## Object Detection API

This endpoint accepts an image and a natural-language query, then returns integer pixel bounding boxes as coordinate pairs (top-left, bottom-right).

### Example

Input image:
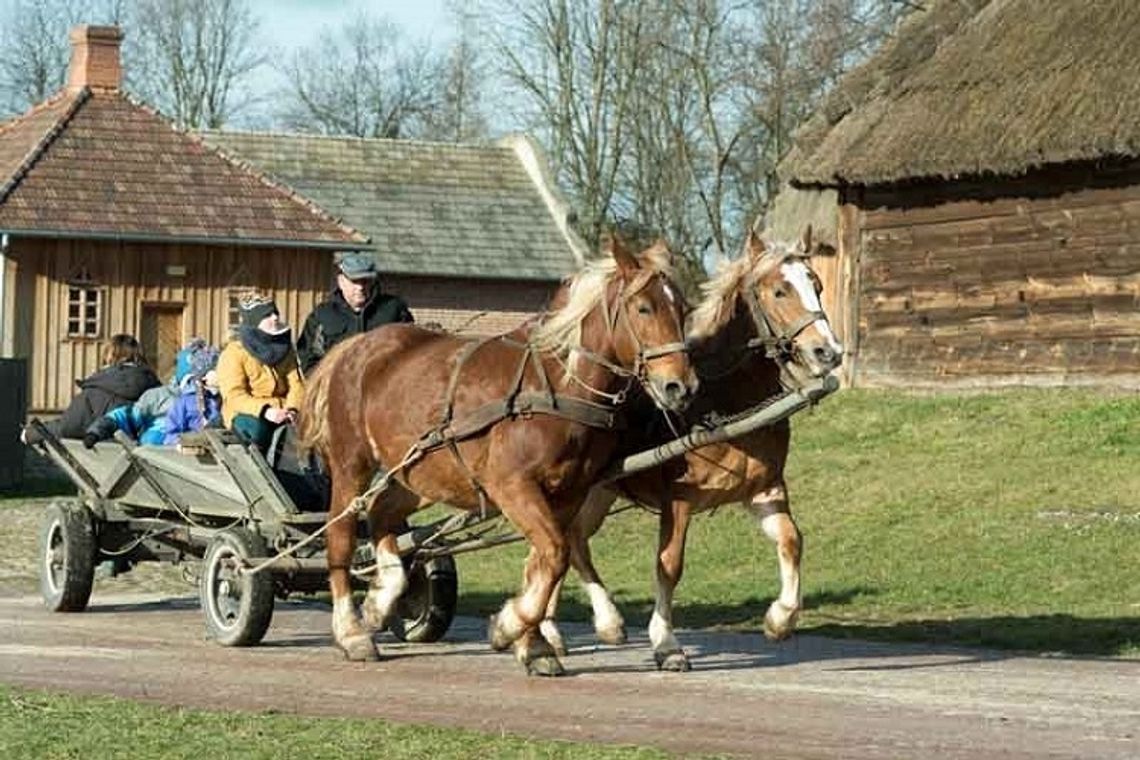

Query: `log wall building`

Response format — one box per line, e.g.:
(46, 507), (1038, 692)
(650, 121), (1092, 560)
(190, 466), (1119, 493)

(774, 0), (1140, 388)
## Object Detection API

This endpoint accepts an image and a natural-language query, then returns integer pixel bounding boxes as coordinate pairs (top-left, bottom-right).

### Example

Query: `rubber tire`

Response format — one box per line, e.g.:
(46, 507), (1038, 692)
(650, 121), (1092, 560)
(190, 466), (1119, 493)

(38, 500), (96, 612)
(389, 555), (458, 644)
(200, 529), (275, 647)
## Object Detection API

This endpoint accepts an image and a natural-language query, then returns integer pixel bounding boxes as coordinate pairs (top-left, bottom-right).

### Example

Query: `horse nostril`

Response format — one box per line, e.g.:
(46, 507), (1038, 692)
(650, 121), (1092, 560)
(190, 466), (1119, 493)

(663, 380), (686, 402)
(813, 346), (837, 366)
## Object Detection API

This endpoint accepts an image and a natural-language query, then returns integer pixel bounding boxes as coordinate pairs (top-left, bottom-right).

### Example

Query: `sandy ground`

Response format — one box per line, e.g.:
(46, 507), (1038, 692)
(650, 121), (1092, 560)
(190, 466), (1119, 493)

(3, 495), (1139, 758)
(0, 589), (1137, 758)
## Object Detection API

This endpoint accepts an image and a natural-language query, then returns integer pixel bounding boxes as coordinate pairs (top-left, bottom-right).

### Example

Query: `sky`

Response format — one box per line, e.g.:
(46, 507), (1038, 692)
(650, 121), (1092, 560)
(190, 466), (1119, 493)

(250, 0), (453, 55)
(240, 0), (457, 127)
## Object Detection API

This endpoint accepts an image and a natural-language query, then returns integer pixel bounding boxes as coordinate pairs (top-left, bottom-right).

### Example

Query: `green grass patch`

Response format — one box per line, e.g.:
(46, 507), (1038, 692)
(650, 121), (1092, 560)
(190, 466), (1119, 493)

(0, 685), (671, 760)
(450, 389), (1140, 656)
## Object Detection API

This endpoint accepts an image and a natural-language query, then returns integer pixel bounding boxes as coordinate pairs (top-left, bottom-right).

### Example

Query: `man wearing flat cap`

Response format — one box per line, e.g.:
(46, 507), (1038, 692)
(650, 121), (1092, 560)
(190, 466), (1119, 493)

(297, 251), (414, 374)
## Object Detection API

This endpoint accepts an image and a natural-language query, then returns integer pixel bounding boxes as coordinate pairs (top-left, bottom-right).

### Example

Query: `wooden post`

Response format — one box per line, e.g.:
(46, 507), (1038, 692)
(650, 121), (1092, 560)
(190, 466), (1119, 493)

(837, 187), (863, 387)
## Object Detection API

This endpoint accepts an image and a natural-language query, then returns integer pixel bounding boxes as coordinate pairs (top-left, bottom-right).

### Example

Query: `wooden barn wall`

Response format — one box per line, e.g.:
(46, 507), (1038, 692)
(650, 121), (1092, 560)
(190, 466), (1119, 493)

(8, 238), (331, 413)
(384, 275), (556, 336)
(852, 160), (1140, 387)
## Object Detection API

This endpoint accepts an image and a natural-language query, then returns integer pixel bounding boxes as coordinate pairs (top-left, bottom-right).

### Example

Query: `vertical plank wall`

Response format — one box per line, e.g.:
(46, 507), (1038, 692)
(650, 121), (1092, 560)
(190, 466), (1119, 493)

(850, 163), (1140, 387)
(10, 238), (331, 413)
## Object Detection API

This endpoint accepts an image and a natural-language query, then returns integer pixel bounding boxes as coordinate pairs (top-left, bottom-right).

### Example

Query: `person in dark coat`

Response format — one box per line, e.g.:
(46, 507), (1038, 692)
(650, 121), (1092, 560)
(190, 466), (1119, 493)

(23, 334), (160, 444)
(296, 251), (414, 374)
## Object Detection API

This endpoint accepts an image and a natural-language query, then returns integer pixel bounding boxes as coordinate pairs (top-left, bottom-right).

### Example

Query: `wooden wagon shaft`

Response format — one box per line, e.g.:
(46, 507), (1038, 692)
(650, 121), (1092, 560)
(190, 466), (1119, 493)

(599, 374), (840, 484)
(390, 375), (840, 561)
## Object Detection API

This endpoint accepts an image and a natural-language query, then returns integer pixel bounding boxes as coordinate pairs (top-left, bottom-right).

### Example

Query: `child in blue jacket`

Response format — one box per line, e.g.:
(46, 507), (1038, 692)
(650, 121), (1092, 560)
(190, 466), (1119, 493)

(163, 348), (223, 445)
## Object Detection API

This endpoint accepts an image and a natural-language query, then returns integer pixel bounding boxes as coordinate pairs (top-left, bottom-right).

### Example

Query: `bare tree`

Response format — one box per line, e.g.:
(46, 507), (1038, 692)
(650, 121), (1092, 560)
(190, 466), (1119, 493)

(422, 9), (490, 143)
(489, 0), (908, 275)
(491, 0), (651, 248)
(128, 0), (265, 129)
(735, 0), (907, 221)
(278, 14), (441, 139)
(0, 0), (125, 115)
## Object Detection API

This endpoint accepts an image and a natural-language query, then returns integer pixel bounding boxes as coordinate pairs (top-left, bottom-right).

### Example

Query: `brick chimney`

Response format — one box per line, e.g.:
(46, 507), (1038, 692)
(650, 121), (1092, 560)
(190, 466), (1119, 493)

(67, 25), (123, 92)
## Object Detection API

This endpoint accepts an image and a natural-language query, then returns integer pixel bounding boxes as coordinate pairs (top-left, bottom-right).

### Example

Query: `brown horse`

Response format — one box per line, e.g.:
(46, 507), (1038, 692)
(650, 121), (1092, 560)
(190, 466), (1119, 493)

(299, 238), (697, 675)
(542, 227), (843, 671)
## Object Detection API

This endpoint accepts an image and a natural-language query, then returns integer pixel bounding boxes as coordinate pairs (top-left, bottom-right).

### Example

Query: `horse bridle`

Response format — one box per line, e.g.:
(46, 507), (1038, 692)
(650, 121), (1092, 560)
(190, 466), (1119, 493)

(568, 270), (689, 402)
(741, 260), (826, 367)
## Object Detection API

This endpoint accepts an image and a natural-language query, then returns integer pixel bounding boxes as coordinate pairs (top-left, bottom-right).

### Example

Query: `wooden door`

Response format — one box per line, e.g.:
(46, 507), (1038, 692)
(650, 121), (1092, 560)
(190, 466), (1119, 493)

(140, 304), (184, 384)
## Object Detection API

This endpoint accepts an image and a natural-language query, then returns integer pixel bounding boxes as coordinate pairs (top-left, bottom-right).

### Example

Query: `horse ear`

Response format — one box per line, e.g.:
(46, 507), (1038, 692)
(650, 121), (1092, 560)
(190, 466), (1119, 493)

(746, 228), (766, 261)
(642, 237), (673, 268)
(605, 232), (640, 276)
(799, 224), (813, 256)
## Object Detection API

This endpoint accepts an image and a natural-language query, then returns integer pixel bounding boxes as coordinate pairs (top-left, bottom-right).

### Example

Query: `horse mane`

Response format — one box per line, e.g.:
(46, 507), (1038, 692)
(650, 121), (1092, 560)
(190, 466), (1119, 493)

(296, 331), (370, 456)
(687, 235), (801, 339)
(531, 245), (674, 357)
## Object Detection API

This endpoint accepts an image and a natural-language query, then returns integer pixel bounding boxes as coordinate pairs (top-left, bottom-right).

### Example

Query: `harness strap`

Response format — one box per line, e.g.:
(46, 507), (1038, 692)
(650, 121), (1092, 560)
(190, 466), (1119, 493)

(421, 334), (625, 514)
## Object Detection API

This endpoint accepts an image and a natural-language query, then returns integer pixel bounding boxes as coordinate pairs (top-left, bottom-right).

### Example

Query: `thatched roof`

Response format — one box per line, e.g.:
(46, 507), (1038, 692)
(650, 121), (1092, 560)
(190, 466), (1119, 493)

(781, 0), (1140, 187)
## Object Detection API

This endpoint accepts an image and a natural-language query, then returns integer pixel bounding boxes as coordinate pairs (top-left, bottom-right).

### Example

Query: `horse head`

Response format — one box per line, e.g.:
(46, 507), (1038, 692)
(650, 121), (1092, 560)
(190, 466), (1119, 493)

(534, 234), (697, 413)
(605, 235), (697, 411)
(741, 225), (844, 383)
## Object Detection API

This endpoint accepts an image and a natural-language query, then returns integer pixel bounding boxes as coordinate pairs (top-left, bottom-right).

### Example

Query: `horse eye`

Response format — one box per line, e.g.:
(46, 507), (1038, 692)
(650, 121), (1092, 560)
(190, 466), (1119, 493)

(637, 303), (652, 315)
(774, 289), (786, 299)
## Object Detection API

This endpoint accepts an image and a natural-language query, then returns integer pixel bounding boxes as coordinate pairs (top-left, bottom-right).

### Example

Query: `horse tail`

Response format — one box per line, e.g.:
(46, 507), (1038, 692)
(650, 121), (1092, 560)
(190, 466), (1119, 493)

(297, 335), (364, 457)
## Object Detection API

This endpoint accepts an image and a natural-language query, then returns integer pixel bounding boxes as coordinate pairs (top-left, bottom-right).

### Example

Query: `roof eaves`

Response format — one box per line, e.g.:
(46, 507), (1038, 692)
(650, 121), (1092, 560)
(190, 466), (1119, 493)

(499, 133), (588, 268)
(0, 226), (375, 250)
(120, 92), (370, 246)
(0, 87), (90, 205)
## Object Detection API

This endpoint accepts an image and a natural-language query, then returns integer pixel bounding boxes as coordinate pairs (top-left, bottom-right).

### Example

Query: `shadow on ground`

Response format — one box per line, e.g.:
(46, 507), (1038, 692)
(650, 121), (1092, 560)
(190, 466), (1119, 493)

(458, 587), (1139, 658)
(805, 614), (1140, 658)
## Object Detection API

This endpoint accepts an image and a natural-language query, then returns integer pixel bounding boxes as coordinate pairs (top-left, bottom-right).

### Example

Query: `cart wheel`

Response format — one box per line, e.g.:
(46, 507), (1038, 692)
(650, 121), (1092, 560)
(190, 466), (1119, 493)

(200, 529), (274, 647)
(39, 500), (96, 612)
(389, 555), (458, 643)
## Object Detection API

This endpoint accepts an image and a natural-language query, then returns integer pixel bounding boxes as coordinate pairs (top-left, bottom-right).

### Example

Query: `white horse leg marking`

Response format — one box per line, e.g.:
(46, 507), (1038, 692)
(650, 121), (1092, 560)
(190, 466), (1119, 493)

(648, 575), (681, 655)
(746, 485), (802, 639)
(540, 577), (566, 656)
(361, 544), (408, 631)
(490, 599), (526, 650)
(332, 594), (359, 642)
(585, 581), (626, 644)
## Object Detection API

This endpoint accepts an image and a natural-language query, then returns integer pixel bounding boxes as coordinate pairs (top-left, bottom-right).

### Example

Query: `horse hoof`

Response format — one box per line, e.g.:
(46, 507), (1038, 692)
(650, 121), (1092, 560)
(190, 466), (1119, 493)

(338, 635), (379, 662)
(487, 615), (512, 651)
(763, 602), (799, 641)
(654, 649), (691, 672)
(525, 655), (566, 677)
(596, 624), (627, 646)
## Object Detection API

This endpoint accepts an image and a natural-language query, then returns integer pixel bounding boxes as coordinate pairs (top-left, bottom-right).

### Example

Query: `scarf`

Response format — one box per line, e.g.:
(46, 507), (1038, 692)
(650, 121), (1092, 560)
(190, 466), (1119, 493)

(238, 326), (293, 367)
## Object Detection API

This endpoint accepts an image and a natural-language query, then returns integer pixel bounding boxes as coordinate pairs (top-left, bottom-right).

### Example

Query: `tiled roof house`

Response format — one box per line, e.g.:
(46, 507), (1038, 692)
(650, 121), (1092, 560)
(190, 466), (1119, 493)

(200, 131), (586, 335)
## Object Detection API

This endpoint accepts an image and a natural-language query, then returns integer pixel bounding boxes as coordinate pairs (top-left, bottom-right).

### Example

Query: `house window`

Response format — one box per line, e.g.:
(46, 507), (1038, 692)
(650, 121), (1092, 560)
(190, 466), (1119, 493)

(67, 285), (102, 338)
(227, 290), (244, 332)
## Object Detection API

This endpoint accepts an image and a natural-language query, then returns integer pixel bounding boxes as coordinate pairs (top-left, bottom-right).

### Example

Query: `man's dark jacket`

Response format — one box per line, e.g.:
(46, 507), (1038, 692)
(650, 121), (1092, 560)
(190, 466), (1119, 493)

(26, 361), (160, 443)
(297, 289), (414, 374)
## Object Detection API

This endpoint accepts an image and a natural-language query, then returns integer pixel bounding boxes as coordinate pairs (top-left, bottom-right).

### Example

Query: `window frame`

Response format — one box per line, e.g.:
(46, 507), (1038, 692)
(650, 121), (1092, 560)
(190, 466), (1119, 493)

(65, 281), (104, 340)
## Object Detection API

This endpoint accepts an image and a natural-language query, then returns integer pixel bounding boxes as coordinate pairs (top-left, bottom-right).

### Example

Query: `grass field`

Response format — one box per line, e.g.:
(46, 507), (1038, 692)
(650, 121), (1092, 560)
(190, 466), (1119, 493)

(448, 388), (1140, 656)
(0, 686), (670, 760)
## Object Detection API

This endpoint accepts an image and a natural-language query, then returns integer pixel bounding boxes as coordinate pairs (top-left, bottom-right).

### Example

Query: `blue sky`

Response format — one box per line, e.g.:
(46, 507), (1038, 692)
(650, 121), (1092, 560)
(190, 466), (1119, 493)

(243, 0), (455, 123)
(249, 0), (453, 53)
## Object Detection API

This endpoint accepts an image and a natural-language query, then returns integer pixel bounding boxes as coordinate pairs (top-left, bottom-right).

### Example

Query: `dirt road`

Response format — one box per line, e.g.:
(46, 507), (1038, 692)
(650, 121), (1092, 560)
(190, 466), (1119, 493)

(1, 593), (1137, 758)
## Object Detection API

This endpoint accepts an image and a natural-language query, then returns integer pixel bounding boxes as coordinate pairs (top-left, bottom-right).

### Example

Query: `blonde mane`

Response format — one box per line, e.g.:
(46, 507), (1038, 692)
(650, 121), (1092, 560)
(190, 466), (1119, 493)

(531, 244), (675, 357)
(688, 240), (794, 339)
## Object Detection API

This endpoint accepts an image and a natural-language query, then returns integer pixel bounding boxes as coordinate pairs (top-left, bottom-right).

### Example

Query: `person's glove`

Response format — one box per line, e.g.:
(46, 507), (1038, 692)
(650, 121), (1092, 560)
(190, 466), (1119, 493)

(83, 417), (118, 449)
